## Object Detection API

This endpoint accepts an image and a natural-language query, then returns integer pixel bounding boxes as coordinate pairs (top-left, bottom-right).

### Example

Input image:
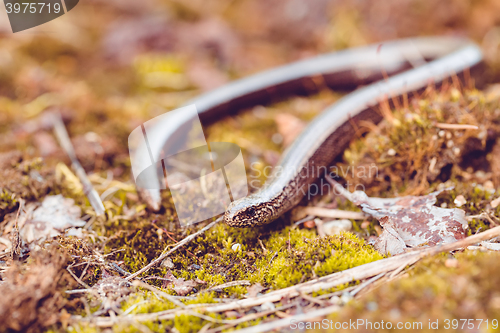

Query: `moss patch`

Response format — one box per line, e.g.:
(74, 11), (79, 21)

(320, 250), (500, 332)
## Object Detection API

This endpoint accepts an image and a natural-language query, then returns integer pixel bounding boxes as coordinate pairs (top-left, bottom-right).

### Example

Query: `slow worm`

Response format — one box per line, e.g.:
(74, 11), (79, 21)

(136, 37), (482, 227)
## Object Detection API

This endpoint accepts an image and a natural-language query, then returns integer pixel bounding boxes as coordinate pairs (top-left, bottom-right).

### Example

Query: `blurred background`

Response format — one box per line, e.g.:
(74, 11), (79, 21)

(1, 3), (500, 329)
(1, 0), (500, 182)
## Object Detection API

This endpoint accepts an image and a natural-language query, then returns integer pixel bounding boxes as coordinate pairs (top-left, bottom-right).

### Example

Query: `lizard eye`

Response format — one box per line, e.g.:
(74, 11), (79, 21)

(246, 207), (256, 216)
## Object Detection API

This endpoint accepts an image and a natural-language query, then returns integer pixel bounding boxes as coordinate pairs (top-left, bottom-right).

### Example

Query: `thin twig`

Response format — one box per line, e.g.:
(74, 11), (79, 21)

(10, 199), (23, 260)
(435, 123), (478, 130)
(388, 257), (418, 279)
(67, 265), (91, 289)
(314, 285), (358, 300)
(350, 272), (385, 297)
(52, 112), (105, 216)
(230, 305), (341, 333)
(126, 217), (221, 280)
(294, 215), (315, 226)
(257, 239), (268, 255)
(203, 303), (298, 333)
(65, 289), (91, 294)
(467, 212), (499, 226)
(122, 300), (149, 316)
(300, 292), (328, 306)
(207, 280), (251, 292)
(132, 280), (186, 308)
(108, 262), (131, 277)
(268, 250), (279, 265)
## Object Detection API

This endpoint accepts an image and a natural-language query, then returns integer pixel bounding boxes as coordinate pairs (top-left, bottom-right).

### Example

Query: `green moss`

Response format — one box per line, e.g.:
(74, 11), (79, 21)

(121, 293), (176, 314)
(256, 228), (383, 289)
(320, 251), (500, 332)
(0, 188), (17, 213)
(111, 292), (222, 333)
(339, 88), (500, 197)
(67, 325), (101, 333)
(74, 87), (500, 333)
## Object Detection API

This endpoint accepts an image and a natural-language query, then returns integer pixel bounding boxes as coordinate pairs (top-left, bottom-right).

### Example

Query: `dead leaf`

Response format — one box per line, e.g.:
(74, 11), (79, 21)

(330, 179), (468, 255)
(17, 195), (85, 244)
(162, 270), (204, 296)
(247, 283), (265, 297)
(89, 270), (133, 315)
(92, 275), (132, 302)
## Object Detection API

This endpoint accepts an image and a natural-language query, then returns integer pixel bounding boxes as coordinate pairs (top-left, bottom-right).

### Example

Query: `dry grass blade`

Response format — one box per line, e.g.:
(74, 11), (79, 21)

(10, 199), (23, 260)
(350, 272), (386, 297)
(206, 280), (251, 291)
(230, 305), (341, 333)
(132, 280), (186, 308)
(435, 123), (479, 130)
(52, 112), (105, 216)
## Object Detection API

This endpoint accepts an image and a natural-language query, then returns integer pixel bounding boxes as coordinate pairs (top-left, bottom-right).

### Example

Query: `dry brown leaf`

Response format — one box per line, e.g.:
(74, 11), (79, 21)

(90, 270), (133, 313)
(247, 283), (265, 297)
(18, 195), (85, 243)
(162, 270), (205, 296)
(332, 180), (468, 255)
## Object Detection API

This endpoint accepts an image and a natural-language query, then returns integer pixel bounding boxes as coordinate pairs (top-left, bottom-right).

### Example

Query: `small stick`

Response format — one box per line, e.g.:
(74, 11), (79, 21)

(435, 123), (478, 130)
(52, 113), (105, 216)
(269, 250), (279, 265)
(207, 280), (251, 292)
(126, 217), (221, 280)
(294, 215), (315, 226)
(132, 280), (186, 308)
(202, 303), (298, 333)
(65, 289), (91, 294)
(258, 239), (268, 255)
(388, 257), (416, 279)
(67, 265), (91, 289)
(300, 292), (328, 306)
(350, 272), (385, 297)
(10, 199), (23, 260)
(230, 305), (341, 333)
